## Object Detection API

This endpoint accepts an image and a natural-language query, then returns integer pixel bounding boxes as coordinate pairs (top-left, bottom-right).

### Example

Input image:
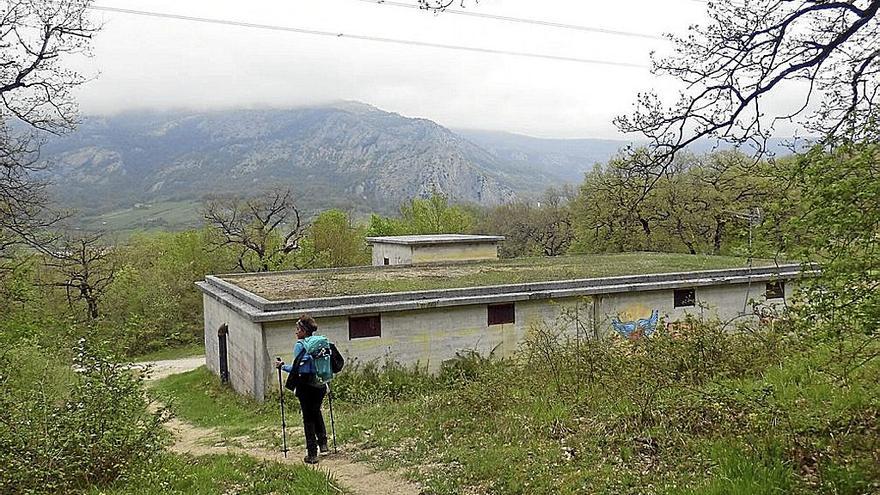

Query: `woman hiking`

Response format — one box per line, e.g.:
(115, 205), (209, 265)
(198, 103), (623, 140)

(275, 315), (329, 464)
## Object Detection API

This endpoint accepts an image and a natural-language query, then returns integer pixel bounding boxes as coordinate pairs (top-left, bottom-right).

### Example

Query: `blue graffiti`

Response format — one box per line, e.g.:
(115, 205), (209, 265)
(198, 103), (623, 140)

(611, 309), (659, 339)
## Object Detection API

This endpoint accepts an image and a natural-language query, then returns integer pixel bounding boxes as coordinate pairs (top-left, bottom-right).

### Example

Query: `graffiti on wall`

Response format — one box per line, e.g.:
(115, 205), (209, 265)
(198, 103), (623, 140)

(611, 309), (659, 339)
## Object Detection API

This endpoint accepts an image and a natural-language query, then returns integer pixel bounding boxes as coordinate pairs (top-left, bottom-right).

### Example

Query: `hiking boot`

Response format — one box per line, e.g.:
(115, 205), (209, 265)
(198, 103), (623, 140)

(319, 443), (330, 455)
(303, 454), (319, 464)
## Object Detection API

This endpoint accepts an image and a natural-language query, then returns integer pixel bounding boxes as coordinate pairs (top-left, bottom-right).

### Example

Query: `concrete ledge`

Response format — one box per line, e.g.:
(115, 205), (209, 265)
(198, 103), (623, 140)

(365, 234), (505, 245)
(198, 265), (812, 323)
(202, 264), (808, 312)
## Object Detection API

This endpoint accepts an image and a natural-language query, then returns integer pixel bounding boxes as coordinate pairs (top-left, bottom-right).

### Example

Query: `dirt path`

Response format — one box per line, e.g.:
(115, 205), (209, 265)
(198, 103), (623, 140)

(135, 356), (206, 380)
(144, 357), (422, 495)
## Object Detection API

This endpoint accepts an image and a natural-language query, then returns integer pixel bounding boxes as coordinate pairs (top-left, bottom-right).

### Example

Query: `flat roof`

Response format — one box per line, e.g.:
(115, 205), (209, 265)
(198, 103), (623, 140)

(365, 234), (505, 245)
(209, 252), (782, 301)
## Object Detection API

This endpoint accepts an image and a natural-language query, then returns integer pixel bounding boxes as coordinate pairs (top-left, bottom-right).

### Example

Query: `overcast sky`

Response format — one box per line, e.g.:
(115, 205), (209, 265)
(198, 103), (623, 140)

(73, 0), (718, 138)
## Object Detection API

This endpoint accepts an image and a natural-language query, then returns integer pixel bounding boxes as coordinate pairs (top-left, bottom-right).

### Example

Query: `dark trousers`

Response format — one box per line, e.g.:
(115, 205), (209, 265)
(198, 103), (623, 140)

(296, 384), (327, 456)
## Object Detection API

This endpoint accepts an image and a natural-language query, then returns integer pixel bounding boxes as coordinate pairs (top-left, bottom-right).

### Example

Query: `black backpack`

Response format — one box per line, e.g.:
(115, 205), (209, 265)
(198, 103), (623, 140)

(329, 342), (345, 374)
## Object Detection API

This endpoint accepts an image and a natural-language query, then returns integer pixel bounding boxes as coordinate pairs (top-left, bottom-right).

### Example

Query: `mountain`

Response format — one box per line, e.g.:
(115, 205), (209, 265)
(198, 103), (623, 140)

(42, 103), (574, 217)
(455, 129), (631, 183)
(40, 103), (803, 232)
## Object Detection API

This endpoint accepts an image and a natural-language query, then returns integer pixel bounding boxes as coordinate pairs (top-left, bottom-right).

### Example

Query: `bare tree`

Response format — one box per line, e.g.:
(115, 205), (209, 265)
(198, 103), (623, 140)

(615, 0), (880, 189)
(418, 0), (474, 11)
(43, 232), (116, 320)
(0, 0), (98, 261)
(203, 188), (306, 272)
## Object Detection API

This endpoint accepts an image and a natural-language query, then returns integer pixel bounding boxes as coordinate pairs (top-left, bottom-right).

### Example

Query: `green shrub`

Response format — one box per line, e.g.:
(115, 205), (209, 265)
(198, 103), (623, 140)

(331, 359), (444, 404)
(0, 338), (169, 493)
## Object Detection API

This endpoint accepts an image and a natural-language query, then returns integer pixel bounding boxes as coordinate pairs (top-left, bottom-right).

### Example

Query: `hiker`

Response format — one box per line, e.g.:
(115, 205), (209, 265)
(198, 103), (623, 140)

(275, 315), (329, 464)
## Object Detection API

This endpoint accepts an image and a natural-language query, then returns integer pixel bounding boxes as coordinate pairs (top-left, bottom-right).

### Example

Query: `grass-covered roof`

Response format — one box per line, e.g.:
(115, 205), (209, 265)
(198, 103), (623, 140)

(218, 252), (771, 301)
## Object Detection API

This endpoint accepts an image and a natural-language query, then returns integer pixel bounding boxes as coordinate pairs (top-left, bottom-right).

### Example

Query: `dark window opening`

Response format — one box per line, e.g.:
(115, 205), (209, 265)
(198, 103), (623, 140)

(766, 281), (785, 299)
(349, 315), (381, 339)
(383, 257), (390, 266)
(217, 323), (229, 384)
(488, 303), (515, 326)
(674, 288), (696, 308)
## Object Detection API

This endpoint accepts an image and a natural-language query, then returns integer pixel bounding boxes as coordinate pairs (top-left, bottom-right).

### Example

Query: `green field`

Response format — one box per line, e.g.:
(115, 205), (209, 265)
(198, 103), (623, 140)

(74, 199), (202, 237)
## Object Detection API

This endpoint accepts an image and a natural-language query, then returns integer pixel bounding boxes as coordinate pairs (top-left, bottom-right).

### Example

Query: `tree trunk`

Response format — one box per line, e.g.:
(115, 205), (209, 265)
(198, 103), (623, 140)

(712, 219), (725, 255)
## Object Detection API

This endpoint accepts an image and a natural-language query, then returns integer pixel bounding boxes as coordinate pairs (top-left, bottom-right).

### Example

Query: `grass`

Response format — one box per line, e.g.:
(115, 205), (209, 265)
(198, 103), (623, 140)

(155, 328), (880, 495)
(89, 453), (344, 494)
(133, 342), (205, 362)
(224, 252), (771, 300)
(75, 199), (202, 239)
(152, 367), (280, 440)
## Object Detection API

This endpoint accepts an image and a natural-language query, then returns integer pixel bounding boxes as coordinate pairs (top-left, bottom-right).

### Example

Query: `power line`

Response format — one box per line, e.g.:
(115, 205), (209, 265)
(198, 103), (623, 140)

(347, 0), (667, 41)
(86, 4), (649, 68)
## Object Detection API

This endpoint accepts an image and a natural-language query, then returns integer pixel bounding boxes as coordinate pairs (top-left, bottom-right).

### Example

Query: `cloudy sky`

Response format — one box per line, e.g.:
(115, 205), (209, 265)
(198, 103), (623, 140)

(73, 0), (715, 138)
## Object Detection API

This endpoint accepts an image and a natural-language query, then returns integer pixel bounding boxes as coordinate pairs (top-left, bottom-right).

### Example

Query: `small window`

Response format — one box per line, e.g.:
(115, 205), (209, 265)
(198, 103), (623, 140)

(674, 288), (696, 308)
(349, 315), (381, 339)
(488, 303), (515, 325)
(383, 257), (390, 266)
(766, 281), (785, 299)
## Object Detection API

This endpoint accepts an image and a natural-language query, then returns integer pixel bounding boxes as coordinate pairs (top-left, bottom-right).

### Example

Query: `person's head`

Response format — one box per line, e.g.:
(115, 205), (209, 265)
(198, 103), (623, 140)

(295, 315), (318, 339)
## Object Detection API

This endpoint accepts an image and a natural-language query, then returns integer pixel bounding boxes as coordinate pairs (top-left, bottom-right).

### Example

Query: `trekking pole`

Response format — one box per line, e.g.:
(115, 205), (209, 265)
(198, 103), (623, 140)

(327, 383), (337, 452)
(276, 358), (288, 458)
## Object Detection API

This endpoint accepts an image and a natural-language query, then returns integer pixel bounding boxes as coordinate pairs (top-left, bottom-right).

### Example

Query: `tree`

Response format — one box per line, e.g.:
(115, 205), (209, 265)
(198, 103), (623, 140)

(572, 150), (772, 255)
(42, 232), (115, 320)
(615, 0), (880, 191)
(418, 1), (471, 10)
(0, 1), (97, 262)
(203, 188), (306, 272)
(369, 192), (475, 236)
(572, 151), (664, 253)
(779, 143), (880, 380)
(309, 209), (370, 268)
(480, 187), (575, 257)
(402, 192), (475, 234)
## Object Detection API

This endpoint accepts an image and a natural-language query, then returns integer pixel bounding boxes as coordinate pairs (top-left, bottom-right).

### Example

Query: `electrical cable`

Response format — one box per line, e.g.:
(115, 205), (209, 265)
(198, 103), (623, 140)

(347, 0), (667, 40)
(84, 4), (649, 68)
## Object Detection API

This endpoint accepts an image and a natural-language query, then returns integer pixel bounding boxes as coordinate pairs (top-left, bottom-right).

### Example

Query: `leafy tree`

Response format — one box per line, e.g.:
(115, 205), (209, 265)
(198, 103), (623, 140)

(309, 209), (370, 268)
(366, 213), (406, 237)
(572, 151), (663, 253)
(368, 192), (475, 236)
(102, 229), (237, 354)
(572, 150), (773, 255)
(401, 192), (475, 234)
(781, 143), (880, 381)
(479, 187), (574, 257)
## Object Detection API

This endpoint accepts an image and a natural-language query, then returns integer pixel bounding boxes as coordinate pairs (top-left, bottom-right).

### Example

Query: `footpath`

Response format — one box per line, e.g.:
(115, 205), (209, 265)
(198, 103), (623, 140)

(142, 357), (421, 495)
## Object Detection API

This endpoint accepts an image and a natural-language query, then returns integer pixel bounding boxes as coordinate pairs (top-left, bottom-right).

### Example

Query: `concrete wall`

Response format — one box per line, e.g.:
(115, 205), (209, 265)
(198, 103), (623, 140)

(411, 242), (499, 263)
(203, 294), (268, 401)
(370, 243), (412, 266)
(594, 279), (793, 331)
(263, 297), (583, 384)
(214, 278), (796, 400)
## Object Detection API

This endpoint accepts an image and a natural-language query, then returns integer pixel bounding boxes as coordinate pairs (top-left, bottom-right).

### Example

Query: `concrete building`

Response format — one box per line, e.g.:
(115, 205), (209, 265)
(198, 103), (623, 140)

(365, 234), (505, 266)
(197, 257), (807, 401)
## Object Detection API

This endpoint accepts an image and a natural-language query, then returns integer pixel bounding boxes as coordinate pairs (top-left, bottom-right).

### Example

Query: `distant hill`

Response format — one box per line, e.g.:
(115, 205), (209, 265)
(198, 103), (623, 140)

(456, 129), (631, 183)
(39, 103), (804, 231)
(42, 104), (573, 217)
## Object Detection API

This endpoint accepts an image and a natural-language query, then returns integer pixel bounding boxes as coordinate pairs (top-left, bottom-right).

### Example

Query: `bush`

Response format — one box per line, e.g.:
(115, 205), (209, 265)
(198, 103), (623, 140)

(0, 338), (169, 493)
(331, 359), (445, 404)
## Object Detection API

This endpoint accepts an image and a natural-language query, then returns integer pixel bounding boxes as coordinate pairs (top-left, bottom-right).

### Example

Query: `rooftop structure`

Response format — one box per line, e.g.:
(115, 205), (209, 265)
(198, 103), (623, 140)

(365, 234), (505, 266)
(214, 252), (770, 301)
(197, 253), (808, 401)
